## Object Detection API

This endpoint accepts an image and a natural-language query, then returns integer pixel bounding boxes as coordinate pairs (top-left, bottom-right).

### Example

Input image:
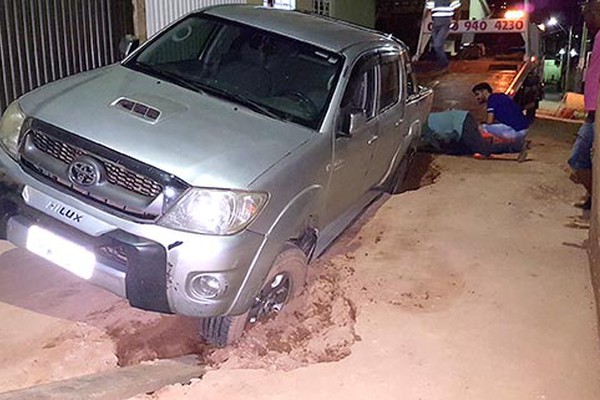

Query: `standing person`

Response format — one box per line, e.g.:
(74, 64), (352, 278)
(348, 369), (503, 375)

(426, 0), (461, 70)
(568, 1), (600, 210)
(472, 82), (530, 155)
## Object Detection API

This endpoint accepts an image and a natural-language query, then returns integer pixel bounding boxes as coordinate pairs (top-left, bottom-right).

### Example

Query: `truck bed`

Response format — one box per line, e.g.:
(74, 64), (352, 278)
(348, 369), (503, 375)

(417, 59), (523, 121)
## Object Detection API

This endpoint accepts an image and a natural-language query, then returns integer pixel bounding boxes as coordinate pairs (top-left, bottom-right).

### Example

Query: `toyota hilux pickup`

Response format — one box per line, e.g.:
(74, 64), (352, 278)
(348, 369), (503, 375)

(0, 5), (432, 345)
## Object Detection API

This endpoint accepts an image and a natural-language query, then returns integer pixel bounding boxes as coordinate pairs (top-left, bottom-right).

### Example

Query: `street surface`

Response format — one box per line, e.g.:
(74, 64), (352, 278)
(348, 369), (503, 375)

(0, 119), (599, 399)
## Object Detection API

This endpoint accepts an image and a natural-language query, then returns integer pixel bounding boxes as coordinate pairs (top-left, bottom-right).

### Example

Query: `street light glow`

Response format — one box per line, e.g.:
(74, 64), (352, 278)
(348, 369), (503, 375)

(547, 17), (558, 27)
(570, 49), (578, 58)
(537, 23), (546, 31)
(504, 9), (525, 20)
(558, 48), (566, 55)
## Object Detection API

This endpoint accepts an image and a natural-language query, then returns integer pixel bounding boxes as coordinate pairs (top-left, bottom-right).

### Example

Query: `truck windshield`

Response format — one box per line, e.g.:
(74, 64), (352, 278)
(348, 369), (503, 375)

(124, 14), (344, 130)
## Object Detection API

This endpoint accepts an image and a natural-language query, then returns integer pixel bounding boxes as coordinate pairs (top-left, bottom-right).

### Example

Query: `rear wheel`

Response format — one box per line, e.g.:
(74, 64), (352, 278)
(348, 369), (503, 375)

(198, 243), (308, 346)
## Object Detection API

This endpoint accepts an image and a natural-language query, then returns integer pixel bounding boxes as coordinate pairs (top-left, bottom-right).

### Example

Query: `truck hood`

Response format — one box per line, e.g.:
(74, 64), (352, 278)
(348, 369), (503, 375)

(18, 65), (315, 188)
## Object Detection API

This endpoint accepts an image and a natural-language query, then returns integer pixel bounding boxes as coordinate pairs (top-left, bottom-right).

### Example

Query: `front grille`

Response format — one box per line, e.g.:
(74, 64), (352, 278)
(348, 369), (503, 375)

(30, 130), (162, 198)
(31, 131), (83, 164)
(19, 118), (189, 222)
(104, 163), (162, 198)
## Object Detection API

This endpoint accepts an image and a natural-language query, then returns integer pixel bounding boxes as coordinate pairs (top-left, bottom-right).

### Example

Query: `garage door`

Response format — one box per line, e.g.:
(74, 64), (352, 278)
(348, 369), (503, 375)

(0, 0), (134, 113)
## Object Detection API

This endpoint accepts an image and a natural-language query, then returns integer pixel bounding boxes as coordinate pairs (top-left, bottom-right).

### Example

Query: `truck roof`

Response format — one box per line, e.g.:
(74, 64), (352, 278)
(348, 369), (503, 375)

(204, 5), (396, 53)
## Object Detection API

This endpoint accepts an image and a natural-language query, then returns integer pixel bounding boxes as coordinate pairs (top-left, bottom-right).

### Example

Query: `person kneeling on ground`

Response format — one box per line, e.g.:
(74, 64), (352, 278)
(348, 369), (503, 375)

(421, 110), (488, 155)
(421, 110), (528, 160)
(472, 82), (530, 156)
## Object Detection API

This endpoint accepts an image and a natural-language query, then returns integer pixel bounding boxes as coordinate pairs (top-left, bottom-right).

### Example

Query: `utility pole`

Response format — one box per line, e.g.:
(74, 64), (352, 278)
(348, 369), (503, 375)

(524, 0), (530, 58)
(579, 23), (589, 70)
(564, 25), (574, 92)
(575, 22), (589, 92)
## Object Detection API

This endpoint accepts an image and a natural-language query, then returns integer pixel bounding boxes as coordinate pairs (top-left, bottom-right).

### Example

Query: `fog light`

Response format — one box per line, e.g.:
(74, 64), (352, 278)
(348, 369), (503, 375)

(189, 274), (224, 300)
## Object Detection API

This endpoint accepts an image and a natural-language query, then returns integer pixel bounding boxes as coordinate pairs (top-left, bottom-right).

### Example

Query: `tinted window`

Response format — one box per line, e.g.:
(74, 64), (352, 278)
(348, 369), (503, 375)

(340, 55), (377, 118)
(403, 54), (418, 97)
(379, 55), (400, 111)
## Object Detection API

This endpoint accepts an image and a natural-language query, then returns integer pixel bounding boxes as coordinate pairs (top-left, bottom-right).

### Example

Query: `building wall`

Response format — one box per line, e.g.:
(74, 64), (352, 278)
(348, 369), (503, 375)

(331, 0), (375, 28)
(135, 0), (376, 39)
(144, 0), (248, 38)
(295, 0), (376, 28)
(133, 0), (148, 41)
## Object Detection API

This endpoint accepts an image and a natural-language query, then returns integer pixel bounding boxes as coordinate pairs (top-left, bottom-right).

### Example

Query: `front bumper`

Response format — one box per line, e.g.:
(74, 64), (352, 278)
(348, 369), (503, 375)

(0, 153), (266, 318)
(4, 207), (171, 312)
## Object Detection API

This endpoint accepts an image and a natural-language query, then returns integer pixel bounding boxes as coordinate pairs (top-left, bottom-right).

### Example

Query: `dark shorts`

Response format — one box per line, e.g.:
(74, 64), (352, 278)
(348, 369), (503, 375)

(568, 122), (594, 170)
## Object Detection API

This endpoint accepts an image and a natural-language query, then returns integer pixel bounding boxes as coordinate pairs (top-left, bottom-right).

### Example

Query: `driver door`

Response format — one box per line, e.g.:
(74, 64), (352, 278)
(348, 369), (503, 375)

(324, 52), (379, 224)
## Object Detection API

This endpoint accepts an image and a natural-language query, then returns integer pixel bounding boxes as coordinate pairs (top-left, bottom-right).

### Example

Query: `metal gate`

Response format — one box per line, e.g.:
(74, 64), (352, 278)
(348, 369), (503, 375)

(145, 0), (246, 38)
(0, 0), (134, 113)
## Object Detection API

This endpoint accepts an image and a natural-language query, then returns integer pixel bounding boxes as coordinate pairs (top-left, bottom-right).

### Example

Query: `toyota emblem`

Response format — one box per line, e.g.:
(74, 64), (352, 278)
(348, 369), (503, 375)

(68, 157), (102, 187)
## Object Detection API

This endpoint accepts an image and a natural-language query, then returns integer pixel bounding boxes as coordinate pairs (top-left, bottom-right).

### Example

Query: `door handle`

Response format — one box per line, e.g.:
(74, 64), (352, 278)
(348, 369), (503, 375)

(367, 135), (379, 145)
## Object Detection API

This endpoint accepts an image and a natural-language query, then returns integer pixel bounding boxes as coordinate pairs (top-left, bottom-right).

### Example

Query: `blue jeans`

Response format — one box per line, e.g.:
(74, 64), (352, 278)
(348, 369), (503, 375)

(482, 123), (528, 154)
(482, 123), (528, 140)
(431, 21), (450, 68)
(568, 122), (594, 170)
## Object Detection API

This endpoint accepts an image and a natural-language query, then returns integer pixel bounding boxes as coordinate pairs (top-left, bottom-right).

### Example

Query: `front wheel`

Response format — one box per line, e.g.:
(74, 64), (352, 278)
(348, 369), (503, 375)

(198, 243), (308, 346)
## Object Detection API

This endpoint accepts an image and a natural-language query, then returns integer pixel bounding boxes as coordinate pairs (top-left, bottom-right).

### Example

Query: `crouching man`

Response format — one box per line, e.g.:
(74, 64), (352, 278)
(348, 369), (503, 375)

(472, 82), (530, 156)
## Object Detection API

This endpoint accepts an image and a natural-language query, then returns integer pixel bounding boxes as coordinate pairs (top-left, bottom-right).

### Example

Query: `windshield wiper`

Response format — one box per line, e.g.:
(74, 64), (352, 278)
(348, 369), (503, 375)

(200, 85), (284, 121)
(132, 62), (204, 94)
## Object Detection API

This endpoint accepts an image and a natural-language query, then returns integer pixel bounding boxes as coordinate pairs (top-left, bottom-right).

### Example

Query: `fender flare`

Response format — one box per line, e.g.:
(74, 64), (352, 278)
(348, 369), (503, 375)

(227, 184), (323, 315)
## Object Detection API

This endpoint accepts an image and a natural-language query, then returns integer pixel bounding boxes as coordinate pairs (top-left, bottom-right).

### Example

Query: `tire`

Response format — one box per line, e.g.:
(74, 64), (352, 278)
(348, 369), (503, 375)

(198, 312), (249, 347)
(198, 243), (308, 346)
(387, 146), (416, 195)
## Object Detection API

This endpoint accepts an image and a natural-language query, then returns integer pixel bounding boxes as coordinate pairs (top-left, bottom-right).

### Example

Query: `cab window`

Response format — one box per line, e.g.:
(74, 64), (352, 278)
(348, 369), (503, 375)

(338, 54), (378, 133)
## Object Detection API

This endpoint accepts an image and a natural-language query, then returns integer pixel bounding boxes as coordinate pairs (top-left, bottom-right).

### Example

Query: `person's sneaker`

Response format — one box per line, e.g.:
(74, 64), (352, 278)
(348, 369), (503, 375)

(574, 197), (592, 210)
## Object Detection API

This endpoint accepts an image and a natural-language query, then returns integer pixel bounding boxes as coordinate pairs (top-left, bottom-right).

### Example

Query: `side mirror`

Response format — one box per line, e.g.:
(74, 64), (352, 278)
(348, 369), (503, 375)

(119, 34), (140, 59)
(348, 111), (367, 134)
(337, 108), (366, 138)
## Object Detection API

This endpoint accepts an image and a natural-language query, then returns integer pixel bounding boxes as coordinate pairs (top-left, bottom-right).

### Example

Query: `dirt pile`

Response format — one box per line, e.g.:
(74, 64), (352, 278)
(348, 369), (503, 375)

(209, 257), (360, 371)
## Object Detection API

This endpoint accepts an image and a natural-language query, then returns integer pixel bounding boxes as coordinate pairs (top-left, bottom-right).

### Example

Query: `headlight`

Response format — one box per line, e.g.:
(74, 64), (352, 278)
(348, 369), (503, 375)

(159, 188), (268, 235)
(0, 101), (26, 159)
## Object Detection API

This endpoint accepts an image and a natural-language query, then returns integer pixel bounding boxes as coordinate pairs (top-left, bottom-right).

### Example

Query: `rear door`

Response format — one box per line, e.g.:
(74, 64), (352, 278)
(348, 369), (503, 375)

(403, 55), (431, 146)
(368, 50), (406, 185)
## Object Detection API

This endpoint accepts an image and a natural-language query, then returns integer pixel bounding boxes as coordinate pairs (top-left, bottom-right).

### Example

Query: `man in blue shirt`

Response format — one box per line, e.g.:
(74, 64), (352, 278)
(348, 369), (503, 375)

(472, 82), (529, 154)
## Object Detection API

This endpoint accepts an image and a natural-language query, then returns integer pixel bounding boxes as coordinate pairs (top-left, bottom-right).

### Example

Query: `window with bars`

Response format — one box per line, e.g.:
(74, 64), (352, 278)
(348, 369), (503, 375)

(312, 0), (330, 16)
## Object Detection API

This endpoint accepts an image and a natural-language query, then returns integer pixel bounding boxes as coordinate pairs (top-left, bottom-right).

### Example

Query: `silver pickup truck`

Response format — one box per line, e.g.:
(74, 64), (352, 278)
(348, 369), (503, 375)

(0, 5), (432, 345)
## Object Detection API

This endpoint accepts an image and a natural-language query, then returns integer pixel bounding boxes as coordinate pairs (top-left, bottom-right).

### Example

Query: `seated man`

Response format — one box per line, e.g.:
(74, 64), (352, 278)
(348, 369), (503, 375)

(472, 82), (530, 155)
